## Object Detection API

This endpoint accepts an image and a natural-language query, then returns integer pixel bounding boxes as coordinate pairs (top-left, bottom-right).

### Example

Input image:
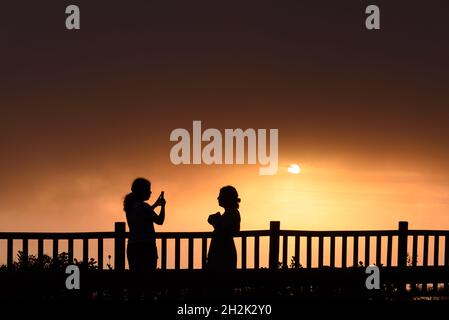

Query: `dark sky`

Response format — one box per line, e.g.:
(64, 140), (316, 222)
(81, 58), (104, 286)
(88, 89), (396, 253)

(0, 0), (449, 231)
(2, 0), (448, 169)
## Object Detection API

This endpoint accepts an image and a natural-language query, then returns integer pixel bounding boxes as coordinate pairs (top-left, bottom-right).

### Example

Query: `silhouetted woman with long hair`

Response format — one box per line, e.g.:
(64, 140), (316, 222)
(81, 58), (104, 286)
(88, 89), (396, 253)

(207, 186), (241, 272)
(123, 178), (166, 272)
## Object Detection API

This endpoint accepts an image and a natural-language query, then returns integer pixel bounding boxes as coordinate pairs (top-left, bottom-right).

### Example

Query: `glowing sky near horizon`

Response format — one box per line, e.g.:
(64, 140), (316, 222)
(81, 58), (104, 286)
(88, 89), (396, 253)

(1, 0), (448, 238)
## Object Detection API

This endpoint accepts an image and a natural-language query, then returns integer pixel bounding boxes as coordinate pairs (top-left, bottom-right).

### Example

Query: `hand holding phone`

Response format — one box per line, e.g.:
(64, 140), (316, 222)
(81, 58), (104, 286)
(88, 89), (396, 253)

(159, 191), (166, 207)
(153, 191), (166, 208)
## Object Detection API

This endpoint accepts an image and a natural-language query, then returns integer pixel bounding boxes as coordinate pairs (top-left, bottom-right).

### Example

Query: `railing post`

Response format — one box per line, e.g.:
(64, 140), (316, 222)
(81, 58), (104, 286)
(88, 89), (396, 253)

(98, 238), (104, 270)
(269, 221), (280, 270)
(398, 221), (408, 268)
(175, 238), (181, 270)
(22, 239), (29, 269)
(83, 238), (89, 269)
(114, 222), (126, 271)
(38, 239), (44, 267)
(397, 221), (408, 293)
(7, 239), (13, 271)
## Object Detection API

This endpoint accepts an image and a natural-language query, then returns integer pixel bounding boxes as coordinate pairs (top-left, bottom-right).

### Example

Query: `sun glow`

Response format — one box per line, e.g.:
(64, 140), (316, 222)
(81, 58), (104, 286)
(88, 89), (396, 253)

(287, 164), (301, 174)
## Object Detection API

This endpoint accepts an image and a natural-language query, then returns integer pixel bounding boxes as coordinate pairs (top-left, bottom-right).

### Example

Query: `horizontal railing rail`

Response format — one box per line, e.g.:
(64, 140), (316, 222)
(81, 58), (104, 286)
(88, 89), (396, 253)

(1, 221), (448, 280)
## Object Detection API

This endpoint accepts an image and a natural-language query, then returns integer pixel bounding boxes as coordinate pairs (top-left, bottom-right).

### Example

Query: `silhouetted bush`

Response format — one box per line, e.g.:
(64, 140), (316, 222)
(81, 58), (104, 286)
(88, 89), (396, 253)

(0, 251), (98, 271)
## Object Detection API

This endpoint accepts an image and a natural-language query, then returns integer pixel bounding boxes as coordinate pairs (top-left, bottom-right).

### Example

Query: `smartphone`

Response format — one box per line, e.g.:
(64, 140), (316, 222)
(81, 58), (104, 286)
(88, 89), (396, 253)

(161, 191), (165, 199)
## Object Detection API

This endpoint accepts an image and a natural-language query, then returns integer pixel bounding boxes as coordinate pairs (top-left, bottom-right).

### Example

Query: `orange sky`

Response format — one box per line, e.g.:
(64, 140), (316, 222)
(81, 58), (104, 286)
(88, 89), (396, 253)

(1, 2), (449, 268)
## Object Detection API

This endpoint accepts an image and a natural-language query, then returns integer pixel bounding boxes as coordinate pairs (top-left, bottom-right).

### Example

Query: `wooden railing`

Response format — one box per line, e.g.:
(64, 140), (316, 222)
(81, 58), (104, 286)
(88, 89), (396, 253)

(1, 221), (449, 273)
(0, 231), (115, 271)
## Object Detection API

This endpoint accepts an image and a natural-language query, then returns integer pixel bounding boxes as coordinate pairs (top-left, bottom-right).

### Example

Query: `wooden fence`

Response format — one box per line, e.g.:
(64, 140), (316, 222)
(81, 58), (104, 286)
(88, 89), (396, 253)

(1, 221), (449, 272)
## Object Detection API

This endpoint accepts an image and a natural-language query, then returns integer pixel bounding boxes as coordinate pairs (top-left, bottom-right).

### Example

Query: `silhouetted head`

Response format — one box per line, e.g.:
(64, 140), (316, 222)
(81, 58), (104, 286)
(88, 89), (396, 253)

(131, 178), (152, 201)
(124, 178), (152, 213)
(218, 186), (240, 210)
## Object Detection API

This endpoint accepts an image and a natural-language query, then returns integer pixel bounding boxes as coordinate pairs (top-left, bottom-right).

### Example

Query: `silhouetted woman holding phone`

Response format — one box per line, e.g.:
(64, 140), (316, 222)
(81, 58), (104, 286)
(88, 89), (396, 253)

(123, 178), (166, 272)
(207, 186), (241, 272)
